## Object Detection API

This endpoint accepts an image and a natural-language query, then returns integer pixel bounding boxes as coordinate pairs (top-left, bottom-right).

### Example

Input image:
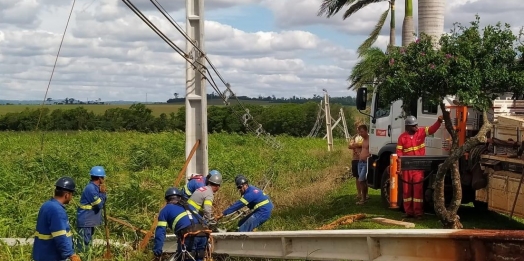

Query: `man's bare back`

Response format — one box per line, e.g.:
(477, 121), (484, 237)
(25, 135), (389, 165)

(360, 136), (370, 161)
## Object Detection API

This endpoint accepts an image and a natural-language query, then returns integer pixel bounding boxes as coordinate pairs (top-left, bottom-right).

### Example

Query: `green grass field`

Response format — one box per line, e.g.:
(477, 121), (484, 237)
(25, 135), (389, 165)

(1, 131), (520, 261)
(0, 100), (288, 117)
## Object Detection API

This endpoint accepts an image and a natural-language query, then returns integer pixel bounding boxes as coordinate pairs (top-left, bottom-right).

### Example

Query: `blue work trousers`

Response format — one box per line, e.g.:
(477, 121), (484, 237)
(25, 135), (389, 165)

(237, 212), (269, 232)
(76, 227), (94, 252)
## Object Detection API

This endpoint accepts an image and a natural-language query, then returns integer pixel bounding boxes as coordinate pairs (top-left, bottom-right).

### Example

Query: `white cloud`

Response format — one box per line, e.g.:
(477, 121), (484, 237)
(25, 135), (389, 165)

(0, 0), (42, 29)
(3, 0), (521, 102)
(0, 0), (355, 102)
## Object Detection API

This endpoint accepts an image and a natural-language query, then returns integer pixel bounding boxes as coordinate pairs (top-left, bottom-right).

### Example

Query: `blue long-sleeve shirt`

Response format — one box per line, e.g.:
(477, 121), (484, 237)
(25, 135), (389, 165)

(77, 181), (106, 227)
(32, 198), (75, 261)
(153, 203), (203, 254)
(222, 185), (274, 219)
(182, 175), (206, 199)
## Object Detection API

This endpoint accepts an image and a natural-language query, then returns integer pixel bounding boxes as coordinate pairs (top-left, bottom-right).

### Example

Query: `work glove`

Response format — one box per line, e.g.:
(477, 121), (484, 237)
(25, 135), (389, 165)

(99, 183), (107, 194)
(153, 249), (163, 257)
(69, 254), (81, 261)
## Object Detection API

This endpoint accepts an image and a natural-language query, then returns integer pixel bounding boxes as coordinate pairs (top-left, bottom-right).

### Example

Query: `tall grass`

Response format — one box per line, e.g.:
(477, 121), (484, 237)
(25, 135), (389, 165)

(0, 131), (350, 260)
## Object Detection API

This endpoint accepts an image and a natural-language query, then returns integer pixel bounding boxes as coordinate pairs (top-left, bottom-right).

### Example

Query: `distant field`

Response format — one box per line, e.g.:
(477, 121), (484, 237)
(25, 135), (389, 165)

(0, 100), (287, 116)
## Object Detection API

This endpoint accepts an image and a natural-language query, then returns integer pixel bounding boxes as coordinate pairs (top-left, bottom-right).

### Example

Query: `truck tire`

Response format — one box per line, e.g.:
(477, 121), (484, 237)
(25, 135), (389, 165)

(380, 167), (404, 212)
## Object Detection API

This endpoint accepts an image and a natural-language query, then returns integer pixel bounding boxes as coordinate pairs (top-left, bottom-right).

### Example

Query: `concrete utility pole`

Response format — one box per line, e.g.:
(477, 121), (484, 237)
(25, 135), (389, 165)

(185, 0), (208, 179)
(323, 89), (333, 151)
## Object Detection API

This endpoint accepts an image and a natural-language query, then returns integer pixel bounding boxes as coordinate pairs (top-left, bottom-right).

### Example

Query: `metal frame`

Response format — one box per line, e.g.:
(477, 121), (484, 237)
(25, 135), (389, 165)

(185, 0), (208, 179)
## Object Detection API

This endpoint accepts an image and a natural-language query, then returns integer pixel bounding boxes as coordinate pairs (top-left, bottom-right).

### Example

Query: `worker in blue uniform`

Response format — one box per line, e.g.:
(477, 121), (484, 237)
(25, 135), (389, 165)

(182, 169), (220, 199)
(76, 166), (107, 252)
(32, 177), (81, 261)
(218, 175), (274, 232)
(153, 187), (212, 261)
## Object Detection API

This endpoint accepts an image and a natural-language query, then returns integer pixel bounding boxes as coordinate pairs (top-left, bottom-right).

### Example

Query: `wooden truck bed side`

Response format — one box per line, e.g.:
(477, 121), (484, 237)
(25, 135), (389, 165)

(478, 154), (524, 219)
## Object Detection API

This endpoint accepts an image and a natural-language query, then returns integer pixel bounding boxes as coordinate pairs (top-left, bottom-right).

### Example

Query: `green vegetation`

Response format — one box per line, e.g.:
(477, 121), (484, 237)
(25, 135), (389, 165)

(0, 103), (356, 138)
(1, 131), (523, 261)
(0, 104), (183, 117)
(0, 131), (349, 260)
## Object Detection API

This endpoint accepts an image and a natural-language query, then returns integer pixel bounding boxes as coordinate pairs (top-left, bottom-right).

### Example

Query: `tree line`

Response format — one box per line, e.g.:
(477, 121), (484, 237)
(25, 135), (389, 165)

(167, 93), (357, 106)
(0, 103), (356, 137)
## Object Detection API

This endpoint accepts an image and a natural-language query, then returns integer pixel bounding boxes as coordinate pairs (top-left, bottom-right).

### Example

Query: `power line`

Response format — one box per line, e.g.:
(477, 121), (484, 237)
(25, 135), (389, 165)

(36, 0), (77, 132)
(148, 0), (282, 190)
(150, 0), (229, 86)
(121, 0), (202, 69)
(122, 0), (282, 150)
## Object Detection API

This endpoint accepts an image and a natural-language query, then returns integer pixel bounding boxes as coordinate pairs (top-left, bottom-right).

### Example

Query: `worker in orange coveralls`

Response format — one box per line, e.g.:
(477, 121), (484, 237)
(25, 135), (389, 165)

(396, 115), (443, 219)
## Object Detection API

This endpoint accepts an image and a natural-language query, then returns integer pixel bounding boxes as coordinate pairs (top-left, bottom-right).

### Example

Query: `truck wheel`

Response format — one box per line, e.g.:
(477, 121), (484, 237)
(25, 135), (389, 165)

(381, 167), (404, 212)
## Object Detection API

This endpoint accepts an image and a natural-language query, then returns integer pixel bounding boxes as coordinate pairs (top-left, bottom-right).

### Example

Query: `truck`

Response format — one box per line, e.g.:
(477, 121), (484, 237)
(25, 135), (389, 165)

(354, 87), (524, 218)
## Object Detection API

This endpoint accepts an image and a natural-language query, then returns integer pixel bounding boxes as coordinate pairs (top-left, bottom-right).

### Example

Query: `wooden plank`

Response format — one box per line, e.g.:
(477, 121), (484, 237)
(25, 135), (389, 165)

(496, 115), (524, 128)
(371, 218), (415, 228)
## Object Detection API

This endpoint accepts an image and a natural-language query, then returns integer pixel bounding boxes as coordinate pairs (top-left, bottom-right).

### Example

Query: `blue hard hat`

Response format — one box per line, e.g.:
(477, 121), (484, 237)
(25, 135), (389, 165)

(55, 177), (76, 192)
(165, 187), (183, 199)
(235, 175), (248, 187)
(209, 170), (220, 176)
(90, 166), (106, 177)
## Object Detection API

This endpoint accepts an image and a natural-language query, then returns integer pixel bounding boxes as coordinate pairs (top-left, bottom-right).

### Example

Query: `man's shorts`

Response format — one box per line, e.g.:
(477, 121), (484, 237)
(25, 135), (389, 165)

(351, 160), (359, 178)
(357, 160), (368, 181)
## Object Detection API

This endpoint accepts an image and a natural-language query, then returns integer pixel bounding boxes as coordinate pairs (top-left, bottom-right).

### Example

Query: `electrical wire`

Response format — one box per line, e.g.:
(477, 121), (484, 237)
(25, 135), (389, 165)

(150, 0), (230, 86)
(36, 0), (76, 133)
(122, 4), (263, 142)
(144, 0), (281, 149)
(122, 0), (282, 192)
(34, 0), (76, 157)
(121, 0), (202, 69)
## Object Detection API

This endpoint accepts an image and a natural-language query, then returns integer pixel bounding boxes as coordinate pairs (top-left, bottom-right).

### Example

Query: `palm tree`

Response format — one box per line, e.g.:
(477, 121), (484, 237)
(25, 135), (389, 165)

(418, 0), (446, 46)
(317, 0), (396, 55)
(402, 0), (415, 46)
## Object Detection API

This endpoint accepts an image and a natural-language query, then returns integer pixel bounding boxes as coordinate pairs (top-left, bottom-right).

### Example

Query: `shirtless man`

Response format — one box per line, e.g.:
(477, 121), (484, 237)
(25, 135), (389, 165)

(356, 124), (370, 205)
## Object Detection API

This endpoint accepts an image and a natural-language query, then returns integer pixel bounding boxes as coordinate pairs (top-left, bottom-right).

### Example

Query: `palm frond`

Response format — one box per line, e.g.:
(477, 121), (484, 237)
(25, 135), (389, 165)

(357, 7), (390, 56)
(348, 47), (387, 90)
(317, 0), (358, 18)
(343, 0), (385, 19)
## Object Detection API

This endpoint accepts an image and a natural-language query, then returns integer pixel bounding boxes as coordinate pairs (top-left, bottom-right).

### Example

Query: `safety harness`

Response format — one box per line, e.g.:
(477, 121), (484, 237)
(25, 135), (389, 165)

(174, 200), (213, 261)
